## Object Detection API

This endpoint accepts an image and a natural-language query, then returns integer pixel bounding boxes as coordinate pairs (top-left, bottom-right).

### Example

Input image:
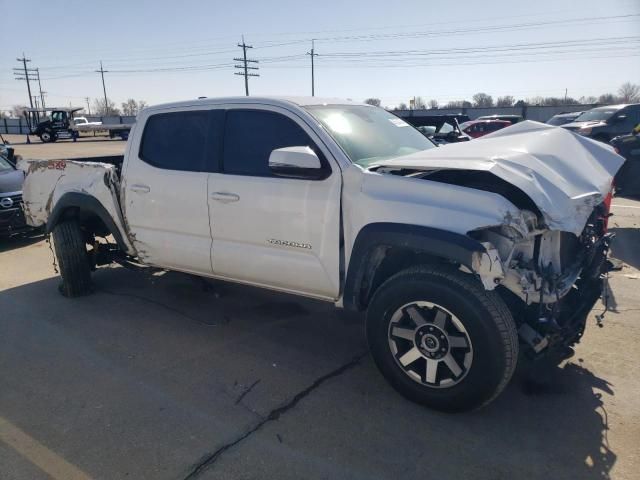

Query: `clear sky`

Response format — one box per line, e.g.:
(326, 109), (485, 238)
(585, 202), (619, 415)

(1, 0), (639, 112)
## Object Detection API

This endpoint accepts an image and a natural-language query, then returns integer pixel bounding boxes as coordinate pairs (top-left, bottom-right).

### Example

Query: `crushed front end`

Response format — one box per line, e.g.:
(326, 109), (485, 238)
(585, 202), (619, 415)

(469, 199), (613, 360)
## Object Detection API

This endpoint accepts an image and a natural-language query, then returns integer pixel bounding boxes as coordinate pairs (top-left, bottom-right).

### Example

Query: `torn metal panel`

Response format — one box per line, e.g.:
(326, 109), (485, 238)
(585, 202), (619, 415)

(18, 158), (136, 255)
(373, 121), (624, 235)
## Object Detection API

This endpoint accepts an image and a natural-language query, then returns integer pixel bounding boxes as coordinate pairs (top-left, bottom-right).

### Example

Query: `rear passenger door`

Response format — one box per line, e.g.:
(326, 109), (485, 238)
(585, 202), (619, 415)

(207, 106), (342, 300)
(123, 108), (223, 274)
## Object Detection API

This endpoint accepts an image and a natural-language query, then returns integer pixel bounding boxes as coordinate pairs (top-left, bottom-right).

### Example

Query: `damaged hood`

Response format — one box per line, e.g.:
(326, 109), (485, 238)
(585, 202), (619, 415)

(373, 121), (624, 235)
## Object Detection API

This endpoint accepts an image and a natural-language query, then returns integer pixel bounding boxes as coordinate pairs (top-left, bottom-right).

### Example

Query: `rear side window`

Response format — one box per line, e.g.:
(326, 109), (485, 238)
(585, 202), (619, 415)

(223, 110), (316, 177)
(140, 111), (209, 171)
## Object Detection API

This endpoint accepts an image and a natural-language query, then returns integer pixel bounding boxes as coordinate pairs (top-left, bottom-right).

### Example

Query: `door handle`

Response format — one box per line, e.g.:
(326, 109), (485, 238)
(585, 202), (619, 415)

(210, 192), (240, 203)
(130, 184), (150, 193)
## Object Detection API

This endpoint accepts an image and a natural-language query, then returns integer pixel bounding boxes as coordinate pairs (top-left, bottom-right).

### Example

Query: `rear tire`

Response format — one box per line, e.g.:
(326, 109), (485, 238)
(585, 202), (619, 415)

(366, 265), (518, 412)
(52, 220), (92, 297)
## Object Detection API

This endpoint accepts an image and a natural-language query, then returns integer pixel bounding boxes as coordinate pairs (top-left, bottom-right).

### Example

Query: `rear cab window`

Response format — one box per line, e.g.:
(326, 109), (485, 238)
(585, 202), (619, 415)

(139, 110), (223, 172)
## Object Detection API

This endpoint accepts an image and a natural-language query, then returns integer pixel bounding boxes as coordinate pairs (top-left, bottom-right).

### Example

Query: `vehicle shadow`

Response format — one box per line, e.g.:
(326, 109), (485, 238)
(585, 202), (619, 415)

(0, 229), (45, 253)
(609, 227), (640, 270)
(0, 267), (618, 480)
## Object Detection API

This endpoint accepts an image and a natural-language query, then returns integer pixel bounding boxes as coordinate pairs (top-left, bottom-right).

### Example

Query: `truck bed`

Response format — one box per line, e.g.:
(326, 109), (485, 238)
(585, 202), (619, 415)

(18, 155), (133, 252)
(71, 123), (133, 132)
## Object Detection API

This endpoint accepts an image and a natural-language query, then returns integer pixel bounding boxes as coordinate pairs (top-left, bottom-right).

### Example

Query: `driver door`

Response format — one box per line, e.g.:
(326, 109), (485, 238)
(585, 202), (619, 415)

(207, 106), (342, 299)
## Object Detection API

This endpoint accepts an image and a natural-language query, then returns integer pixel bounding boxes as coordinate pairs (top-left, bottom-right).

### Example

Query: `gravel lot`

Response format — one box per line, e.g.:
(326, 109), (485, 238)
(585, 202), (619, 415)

(1, 138), (639, 480)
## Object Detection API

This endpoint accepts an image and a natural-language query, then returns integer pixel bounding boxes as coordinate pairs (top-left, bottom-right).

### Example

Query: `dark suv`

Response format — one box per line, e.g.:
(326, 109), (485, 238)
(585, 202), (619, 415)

(0, 145), (30, 238)
(561, 104), (640, 142)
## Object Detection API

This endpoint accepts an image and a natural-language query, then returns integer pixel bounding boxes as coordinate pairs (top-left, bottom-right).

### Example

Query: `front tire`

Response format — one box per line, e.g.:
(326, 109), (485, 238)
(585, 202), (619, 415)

(51, 220), (92, 297)
(39, 131), (56, 143)
(366, 265), (518, 412)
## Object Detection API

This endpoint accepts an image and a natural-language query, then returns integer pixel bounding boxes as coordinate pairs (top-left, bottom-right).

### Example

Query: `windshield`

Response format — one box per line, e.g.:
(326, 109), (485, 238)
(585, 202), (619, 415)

(305, 105), (435, 167)
(574, 108), (618, 122)
(0, 154), (14, 172)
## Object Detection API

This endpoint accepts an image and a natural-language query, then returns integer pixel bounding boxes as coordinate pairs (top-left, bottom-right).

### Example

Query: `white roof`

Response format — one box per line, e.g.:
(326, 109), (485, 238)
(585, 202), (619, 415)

(143, 96), (366, 113)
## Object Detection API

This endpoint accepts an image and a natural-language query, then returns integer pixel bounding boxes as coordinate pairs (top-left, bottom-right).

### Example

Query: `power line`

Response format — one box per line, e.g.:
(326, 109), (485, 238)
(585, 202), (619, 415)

(234, 36), (259, 96)
(28, 12), (638, 73)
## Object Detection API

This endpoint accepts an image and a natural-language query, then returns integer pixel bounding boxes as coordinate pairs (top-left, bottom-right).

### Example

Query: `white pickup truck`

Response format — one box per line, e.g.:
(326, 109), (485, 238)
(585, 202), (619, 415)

(20, 97), (623, 411)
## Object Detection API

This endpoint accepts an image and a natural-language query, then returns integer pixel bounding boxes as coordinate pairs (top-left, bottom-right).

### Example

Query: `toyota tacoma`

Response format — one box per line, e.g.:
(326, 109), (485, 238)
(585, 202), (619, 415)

(19, 97), (623, 411)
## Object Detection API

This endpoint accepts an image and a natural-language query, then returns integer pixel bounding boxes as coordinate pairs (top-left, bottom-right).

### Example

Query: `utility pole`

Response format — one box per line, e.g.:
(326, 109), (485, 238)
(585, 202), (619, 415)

(14, 54), (35, 109)
(564, 88), (568, 104)
(35, 68), (46, 108)
(234, 36), (259, 96)
(307, 39), (318, 96)
(85, 97), (92, 115)
(96, 61), (109, 113)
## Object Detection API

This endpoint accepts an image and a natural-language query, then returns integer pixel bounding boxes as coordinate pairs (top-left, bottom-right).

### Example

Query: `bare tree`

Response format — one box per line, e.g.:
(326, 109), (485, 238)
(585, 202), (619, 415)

(597, 93), (618, 105)
(444, 100), (463, 108)
(11, 105), (28, 118)
(618, 82), (640, 103)
(579, 96), (598, 104)
(413, 96), (426, 109)
(444, 100), (471, 109)
(472, 93), (494, 107)
(121, 99), (138, 116)
(93, 98), (121, 116)
(496, 96), (515, 107)
(120, 99), (148, 116)
(364, 98), (381, 107)
(526, 96), (545, 106)
(427, 99), (439, 109)
(396, 102), (408, 110)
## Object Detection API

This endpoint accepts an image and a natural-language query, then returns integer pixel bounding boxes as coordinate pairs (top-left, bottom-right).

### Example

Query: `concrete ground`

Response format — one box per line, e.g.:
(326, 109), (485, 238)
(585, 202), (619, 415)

(1, 140), (639, 480)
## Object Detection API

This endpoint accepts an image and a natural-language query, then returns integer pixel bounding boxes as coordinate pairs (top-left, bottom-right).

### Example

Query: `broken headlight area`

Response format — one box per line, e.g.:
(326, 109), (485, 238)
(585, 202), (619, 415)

(468, 204), (612, 357)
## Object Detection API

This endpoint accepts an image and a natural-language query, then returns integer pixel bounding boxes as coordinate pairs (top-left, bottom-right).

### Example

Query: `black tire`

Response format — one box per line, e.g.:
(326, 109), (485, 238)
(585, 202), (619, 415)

(39, 130), (56, 143)
(366, 265), (518, 412)
(51, 220), (92, 297)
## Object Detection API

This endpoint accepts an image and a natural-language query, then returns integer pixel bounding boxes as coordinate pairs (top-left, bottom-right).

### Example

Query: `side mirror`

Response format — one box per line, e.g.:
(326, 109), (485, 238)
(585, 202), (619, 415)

(268, 146), (326, 180)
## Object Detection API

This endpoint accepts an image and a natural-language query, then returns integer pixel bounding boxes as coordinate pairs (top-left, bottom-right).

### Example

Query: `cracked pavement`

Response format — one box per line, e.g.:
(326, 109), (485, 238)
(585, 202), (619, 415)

(1, 138), (639, 479)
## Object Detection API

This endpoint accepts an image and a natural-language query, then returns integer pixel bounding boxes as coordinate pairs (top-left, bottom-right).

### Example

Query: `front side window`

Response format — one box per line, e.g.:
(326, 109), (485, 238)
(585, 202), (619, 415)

(140, 111), (209, 171)
(305, 105), (435, 168)
(223, 110), (317, 177)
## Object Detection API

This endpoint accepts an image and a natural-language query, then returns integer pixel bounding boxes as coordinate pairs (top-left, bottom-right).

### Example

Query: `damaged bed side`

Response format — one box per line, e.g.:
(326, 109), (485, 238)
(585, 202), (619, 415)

(18, 156), (136, 256)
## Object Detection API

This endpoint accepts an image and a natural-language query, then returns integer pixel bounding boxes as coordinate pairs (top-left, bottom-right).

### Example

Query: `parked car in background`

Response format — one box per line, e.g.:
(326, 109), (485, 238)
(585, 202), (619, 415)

(610, 125), (640, 196)
(73, 116), (103, 126)
(404, 114), (470, 144)
(460, 119), (511, 138)
(562, 104), (640, 142)
(0, 146), (30, 238)
(546, 111), (583, 126)
(476, 114), (523, 125)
